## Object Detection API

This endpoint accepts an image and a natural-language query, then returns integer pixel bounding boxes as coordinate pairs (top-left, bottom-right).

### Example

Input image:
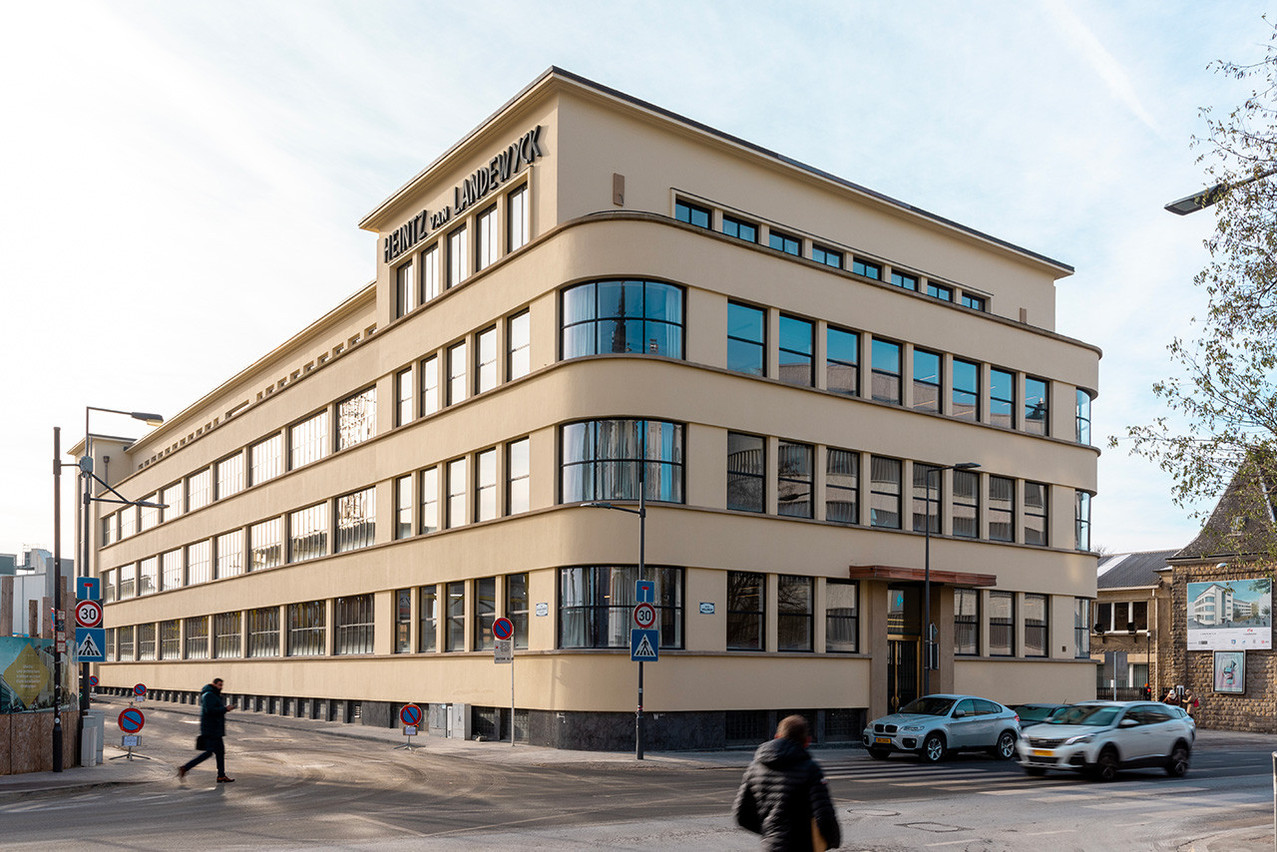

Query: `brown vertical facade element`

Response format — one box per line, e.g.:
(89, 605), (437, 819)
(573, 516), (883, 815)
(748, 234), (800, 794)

(0, 576), (12, 635)
(28, 600), (39, 638)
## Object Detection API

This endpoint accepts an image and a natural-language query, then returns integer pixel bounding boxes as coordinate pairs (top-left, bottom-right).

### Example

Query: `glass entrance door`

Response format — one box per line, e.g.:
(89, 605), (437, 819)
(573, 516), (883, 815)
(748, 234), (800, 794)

(888, 639), (919, 712)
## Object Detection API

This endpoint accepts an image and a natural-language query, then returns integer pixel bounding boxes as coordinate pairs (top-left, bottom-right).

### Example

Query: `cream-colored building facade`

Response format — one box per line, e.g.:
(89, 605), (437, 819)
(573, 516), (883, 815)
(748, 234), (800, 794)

(82, 68), (1099, 749)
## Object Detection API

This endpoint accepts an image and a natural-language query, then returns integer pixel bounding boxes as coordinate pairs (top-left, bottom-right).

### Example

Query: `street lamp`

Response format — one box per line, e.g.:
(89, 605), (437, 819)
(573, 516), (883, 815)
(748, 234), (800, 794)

(922, 461), (980, 697)
(1165, 167), (1277, 215)
(579, 443), (649, 760)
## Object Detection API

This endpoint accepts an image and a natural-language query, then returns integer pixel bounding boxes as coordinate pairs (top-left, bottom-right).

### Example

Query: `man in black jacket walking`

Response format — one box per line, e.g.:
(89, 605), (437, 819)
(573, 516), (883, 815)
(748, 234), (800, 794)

(733, 714), (841, 850)
(178, 678), (234, 783)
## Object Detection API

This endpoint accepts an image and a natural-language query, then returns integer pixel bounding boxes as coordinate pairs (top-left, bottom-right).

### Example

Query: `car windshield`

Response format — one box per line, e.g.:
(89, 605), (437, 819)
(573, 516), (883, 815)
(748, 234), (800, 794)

(1044, 705), (1119, 726)
(899, 697), (957, 716)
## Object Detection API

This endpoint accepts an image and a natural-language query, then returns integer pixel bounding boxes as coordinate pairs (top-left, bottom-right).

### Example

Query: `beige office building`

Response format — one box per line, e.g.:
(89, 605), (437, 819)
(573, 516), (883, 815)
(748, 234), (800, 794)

(81, 68), (1100, 749)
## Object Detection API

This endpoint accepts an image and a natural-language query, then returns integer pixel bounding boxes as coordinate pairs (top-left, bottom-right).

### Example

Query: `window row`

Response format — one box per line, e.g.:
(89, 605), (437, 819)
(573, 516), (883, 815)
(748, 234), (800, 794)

(393, 182), (529, 319)
(675, 197), (989, 311)
(100, 487), (376, 601)
(394, 437), (531, 538)
(954, 589), (1051, 658)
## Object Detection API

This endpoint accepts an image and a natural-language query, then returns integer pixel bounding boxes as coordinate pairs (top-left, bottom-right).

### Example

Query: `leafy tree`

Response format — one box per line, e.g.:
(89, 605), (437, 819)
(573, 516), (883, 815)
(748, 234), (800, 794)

(1118, 21), (1277, 557)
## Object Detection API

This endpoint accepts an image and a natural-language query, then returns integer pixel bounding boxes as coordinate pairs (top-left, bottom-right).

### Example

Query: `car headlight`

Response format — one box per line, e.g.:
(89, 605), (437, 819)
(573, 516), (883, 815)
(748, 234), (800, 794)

(1063, 733), (1095, 746)
(901, 725), (924, 732)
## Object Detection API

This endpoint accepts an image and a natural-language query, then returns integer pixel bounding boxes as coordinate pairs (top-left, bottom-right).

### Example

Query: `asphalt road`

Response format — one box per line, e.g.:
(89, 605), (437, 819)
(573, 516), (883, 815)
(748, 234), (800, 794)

(3, 698), (1274, 850)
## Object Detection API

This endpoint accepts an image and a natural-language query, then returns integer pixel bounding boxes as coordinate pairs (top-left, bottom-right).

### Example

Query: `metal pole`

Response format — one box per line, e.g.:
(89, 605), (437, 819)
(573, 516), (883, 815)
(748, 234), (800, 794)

(636, 441), (647, 761)
(510, 649), (515, 748)
(923, 467), (934, 697)
(1271, 750), (1275, 851)
(52, 427), (63, 772)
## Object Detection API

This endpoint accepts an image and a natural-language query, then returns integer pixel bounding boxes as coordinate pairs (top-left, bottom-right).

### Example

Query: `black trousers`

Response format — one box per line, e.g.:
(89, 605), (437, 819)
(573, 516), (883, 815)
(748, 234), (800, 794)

(181, 736), (226, 776)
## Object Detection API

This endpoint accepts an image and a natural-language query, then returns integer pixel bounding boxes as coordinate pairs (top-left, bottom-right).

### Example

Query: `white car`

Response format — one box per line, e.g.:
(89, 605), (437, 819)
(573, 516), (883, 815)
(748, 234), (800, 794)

(1016, 701), (1194, 781)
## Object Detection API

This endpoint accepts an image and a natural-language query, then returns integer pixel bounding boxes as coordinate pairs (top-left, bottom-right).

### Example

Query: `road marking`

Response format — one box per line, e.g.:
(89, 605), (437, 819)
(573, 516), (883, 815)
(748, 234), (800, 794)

(1025, 829), (1077, 836)
(925, 840), (974, 847)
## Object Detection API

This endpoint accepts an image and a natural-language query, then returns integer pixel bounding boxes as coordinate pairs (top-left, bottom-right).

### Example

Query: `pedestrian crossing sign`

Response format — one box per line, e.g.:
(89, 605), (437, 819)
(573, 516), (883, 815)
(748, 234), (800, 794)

(630, 628), (658, 662)
(75, 627), (106, 662)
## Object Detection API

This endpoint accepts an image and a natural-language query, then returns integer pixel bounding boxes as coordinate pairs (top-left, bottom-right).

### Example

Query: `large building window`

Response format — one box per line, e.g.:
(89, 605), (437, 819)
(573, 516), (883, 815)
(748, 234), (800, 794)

(137, 624), (156, 660)
(727, 432), (765, 513)
(216, 454), (244, 500)
(952, 469), (979, 538)
(989, 591), (1014, 656)
(507, 572), (529, 649)
(955, 588), (979, 655)
(421, 243), (440, 303)
(138, 556), (158, 596)
(825, 326), (858, 396)
(216, 529), (244, 579)
(119, 562), (136, 599)
(395, 589), (412, 653)
(507, 438), (530, 515)
(102, 514), (116, 546)
(826, 581), (858, 652)
(160, 620), (180, 660)
(447, 341), (468, 405)
(161, 549), (182, 591)
(952, 359), (980, 421)
(990, 368), (1015, 429)
(185, 618), (209, 660)
(288, 600), (326, 656)
(776, 441), (813, 518)
(447, 224), (468, 287)
(289, 502), (328, 562)
(474, 577), (496, 651)
(1075, 491), (1092, 551)
(561, 419), (684, 504)
(1076, 389), (1093, 445)
(912, 463), (941, 533)
(1025, 377), (1048, 435)
(988, 475), (1014, 542)
(420, 355), (439, 416)
(508, 310), (531, 379)
(214, 612), (241, 659)
(1024, 594), (1047, 657)
(777, 315), (814, 387)
(778, 575), (813, 651)
(140, 493), (159, 531)
(419, 585), (438, 652)
(396, 367), (414, 426)
(119, 505), (137, 539)
(913, 349), (941, 413)
(507, 184), (529, 250)
(247, 607), (280, 658)
(1024, 481), (1048, 546)
(476, 449), (498, 521)
(335, 595), (374, 655)
(395, 475), (412, 539)
(675, 198), (711, 228)
(722, 213), (757, 243)
(870, 339), (901, 404)
(825, 448), (859, 524)
(869, 456), (901, 529)
(476, 326), (498, 393)
(251, 433), (283, 486)
(727, 571), (765, 651)
(337, 387), (377, 450)
(420, 467), (439, 533)
(445, 581), (466, 651)
(395, 259), (414, 319)
(161, 482), (184, 522)
(102, 569), (115, 603)
(336, 487), (376, 552)
(188, 541), (212, 585)
(561, 280), (684, 359)
(559, 566), (682, 649)
(476, 204), (498, 271)
(727, 302), (766, 376)
(1074, 598), (1091, 658)
(447, 458), (467, 528)
(250, 517), (283, 571)
(118, 625), (135, 661)
(290, 409), (329, 469)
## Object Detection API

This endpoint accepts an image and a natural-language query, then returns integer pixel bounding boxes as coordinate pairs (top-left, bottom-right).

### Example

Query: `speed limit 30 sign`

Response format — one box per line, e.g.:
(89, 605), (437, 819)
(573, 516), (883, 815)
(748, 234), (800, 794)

(633, 602), (657, 629)
(75, 600), (103, 628)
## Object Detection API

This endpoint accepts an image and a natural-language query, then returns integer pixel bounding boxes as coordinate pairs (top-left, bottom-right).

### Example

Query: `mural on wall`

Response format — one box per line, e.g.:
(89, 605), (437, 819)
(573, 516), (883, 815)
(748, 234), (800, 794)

(1213, 650), (1246, 694)
(1186, 578), (1272, 650)
(0, 637), (57, 713)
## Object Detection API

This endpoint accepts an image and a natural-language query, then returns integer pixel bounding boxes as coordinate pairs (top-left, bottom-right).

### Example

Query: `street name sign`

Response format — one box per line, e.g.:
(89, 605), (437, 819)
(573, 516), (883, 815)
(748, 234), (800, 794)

(494, 638), (513, 663)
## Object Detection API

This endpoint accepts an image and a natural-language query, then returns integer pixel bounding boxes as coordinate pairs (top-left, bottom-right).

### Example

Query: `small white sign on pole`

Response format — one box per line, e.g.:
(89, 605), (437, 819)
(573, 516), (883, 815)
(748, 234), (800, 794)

(494, 638), (513, 664)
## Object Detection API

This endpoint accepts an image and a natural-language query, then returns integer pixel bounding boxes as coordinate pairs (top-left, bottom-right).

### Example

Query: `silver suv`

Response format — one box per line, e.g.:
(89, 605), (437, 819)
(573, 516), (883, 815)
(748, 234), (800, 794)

(1016, 701), (1193, 781)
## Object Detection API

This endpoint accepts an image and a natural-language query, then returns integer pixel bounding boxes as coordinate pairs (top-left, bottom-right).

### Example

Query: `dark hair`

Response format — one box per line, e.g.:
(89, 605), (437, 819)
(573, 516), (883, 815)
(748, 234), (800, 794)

(776, 714), (809, 744)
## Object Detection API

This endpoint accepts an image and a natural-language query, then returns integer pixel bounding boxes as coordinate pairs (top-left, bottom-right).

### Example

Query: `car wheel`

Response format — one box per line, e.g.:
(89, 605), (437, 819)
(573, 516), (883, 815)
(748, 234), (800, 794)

(868, 748), (890, 760)
(920, 733), (946, 764)
(1092, 747), (1119, 782)
(1165, 743), (1190, 778)
(993, 730), (1017, 760)
(1023, 766), (1046, 777)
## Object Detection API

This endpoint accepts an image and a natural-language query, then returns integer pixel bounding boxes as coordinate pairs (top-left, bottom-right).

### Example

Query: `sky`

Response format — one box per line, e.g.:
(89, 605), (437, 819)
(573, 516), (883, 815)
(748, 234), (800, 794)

(2, 0), (1272, 559)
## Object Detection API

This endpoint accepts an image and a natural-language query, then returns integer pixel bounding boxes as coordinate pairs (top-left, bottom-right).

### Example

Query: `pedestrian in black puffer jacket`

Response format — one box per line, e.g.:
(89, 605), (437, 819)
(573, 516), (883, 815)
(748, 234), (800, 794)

(733, 715), (841, 850)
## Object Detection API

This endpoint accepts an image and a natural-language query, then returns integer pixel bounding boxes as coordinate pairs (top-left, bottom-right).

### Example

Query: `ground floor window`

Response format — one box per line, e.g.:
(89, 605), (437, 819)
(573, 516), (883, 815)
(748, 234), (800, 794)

(826, 581), (858, 652)
(1074, 597), (1091, 658)
(395, 589), (412, 653)
(1024, 594), (1047, 657)
(989, 591), (1014, 656)
(419, 585), (438, 652)
(777, 575), (813, 651)
(727, 571), (765, 650)
(559, 566), (683, 649)
(288, 601), (326, 656)
(335, 594), (374, 655)
(247, 607), (280, 658)
(214, 611), (242, 659)
(955, 588), (979, 655)
(184, 617), (208, 660)
(506, 572), (529, 649)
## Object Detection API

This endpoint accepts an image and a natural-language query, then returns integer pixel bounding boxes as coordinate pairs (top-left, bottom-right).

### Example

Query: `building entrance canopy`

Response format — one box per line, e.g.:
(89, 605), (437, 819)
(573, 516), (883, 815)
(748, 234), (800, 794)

(848, 564), (998, 587)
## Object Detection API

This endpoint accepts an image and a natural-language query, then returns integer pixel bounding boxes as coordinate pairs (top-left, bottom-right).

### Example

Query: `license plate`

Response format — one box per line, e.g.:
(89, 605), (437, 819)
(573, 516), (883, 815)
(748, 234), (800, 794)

(1031, 749), (1053, 757)
(875, 737), (892, 744)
